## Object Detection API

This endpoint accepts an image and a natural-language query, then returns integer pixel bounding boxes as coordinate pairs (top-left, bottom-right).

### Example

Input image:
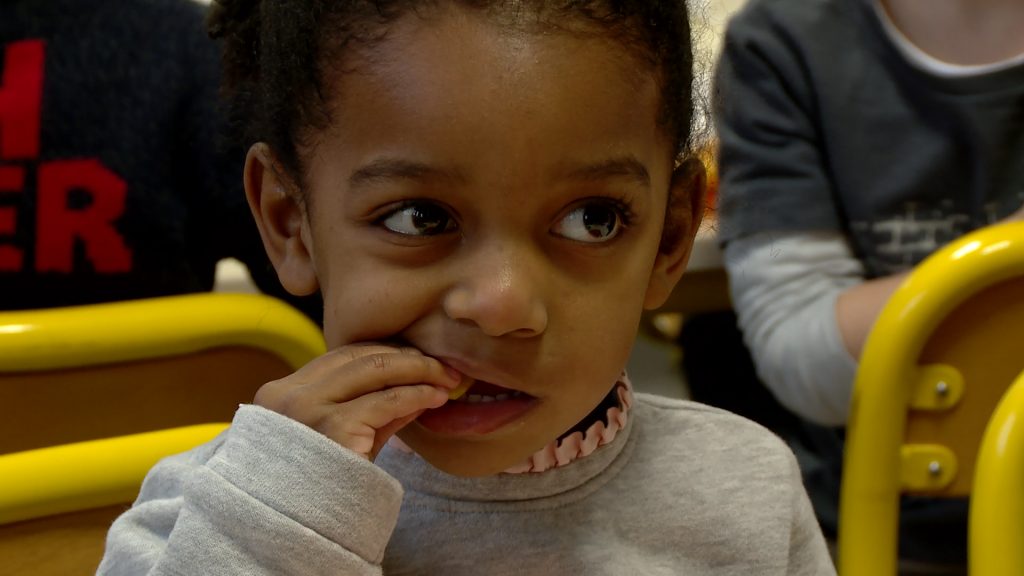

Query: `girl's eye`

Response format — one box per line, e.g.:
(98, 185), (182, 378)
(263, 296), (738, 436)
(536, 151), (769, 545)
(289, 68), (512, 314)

(380, 202), (456, 236)
(553, 202), (626, 243)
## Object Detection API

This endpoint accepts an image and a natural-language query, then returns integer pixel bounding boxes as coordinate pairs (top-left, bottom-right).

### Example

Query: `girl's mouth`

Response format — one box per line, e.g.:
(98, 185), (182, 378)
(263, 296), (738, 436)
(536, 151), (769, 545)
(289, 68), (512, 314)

(417, 380), (538, 435)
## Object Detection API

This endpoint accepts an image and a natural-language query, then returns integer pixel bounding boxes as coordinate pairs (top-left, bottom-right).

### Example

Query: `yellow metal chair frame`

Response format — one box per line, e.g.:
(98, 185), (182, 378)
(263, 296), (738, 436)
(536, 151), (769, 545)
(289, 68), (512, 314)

(0, 293), (325, 574)
(970, 369), (1024, 575)
(838, 222), (1024, 574)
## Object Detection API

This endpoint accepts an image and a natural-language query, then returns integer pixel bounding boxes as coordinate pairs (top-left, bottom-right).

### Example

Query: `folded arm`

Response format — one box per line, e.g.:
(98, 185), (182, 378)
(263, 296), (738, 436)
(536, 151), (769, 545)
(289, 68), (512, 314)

(98, 405), (403, 576)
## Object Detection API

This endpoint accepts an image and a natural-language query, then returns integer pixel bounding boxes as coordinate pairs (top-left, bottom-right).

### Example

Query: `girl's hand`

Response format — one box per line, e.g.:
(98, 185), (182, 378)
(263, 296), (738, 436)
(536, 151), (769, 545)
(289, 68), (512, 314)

(253, 344), (461, 460)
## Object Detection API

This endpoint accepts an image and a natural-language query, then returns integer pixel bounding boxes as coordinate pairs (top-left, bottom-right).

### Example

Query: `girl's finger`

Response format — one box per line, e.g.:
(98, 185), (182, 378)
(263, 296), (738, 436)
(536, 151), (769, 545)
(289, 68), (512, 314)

(371, 410), (427, 459)
(302, 349), (460, 403)
(287, 344), (424, 385)
(314, 384), (449, 457)
(345, 383), (449, 430)
(254, 344), (413, 407)
(255, 345), (458, 409)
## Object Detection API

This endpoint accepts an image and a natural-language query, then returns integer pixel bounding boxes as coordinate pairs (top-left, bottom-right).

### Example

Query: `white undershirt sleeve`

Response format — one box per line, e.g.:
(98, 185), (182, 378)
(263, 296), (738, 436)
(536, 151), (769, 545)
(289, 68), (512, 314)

(724, 231), (864, 427)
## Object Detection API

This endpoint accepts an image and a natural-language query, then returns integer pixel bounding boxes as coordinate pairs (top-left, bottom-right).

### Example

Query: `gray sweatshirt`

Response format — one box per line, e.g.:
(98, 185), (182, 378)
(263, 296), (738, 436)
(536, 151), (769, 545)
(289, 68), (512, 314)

(98, 394), (835, 575)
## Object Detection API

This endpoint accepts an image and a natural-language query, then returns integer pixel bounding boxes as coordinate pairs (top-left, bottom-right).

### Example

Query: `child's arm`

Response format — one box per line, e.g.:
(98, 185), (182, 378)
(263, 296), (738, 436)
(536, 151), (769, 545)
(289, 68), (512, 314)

(725, 231), (864, 425)
(834, 203), (1024, 358)
(98, 405), (407, 575)
(99, 344), (460, 574)
(98, 406), (404, 575)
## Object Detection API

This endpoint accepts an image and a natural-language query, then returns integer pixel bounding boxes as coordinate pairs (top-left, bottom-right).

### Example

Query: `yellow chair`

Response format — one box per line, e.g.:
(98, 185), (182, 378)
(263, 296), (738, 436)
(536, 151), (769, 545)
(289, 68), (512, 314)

(0, 293), (325, 575)
(838, 222), (1024, 575)
(970, 368), (1024, 575)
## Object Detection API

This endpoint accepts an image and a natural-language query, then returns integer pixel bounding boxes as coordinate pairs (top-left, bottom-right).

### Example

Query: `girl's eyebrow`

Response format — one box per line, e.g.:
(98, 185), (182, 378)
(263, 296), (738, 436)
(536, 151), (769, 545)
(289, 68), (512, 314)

(561, 156), (651, 188)
(347, 156), (651, 188)
(348, 158), (467, 188)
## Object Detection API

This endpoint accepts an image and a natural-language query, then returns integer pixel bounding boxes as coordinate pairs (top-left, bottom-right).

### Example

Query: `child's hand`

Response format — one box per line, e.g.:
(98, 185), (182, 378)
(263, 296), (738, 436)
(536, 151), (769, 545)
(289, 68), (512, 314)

(253, 344), (462, 460)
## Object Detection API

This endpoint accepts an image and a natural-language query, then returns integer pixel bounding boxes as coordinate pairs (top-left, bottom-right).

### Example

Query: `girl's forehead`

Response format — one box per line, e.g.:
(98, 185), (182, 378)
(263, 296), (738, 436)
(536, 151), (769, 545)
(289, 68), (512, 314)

(330, 20), (659, 144)
(279, 3), (680, 213)
(296, 16), (676, 219)
(326, 5), (660, 103)
(319, 7), (666, 147)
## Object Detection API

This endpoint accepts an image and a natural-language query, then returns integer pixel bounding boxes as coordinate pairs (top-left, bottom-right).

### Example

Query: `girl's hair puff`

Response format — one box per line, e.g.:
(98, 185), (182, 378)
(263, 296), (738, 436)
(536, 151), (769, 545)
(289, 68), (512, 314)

(208, 0), (695, 190)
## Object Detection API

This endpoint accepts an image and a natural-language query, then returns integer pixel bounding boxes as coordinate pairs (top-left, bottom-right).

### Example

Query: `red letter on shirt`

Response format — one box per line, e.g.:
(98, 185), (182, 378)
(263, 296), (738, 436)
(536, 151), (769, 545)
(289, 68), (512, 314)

(0, 40), (45, 160)
(36, 159), (132, 273)
(0, 164), (24, 270)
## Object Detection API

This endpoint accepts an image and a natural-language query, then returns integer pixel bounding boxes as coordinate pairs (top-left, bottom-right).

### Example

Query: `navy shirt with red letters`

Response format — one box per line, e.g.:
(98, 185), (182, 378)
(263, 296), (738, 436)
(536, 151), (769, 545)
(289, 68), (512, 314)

(0, 0), (319, 318)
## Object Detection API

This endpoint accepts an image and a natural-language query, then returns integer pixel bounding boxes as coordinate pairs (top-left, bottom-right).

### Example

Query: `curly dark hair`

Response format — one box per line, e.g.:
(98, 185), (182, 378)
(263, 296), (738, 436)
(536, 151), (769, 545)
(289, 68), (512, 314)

(208, 0), (695, 189)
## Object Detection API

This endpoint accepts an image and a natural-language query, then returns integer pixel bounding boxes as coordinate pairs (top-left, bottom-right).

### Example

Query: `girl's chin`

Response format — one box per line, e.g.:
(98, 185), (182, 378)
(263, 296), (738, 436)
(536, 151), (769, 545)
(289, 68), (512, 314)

(395, 426), (544, 477)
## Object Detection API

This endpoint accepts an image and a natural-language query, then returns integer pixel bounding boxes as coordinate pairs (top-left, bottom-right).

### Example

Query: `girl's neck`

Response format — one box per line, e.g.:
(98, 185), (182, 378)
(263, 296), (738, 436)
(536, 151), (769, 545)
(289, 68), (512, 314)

(881, 0), (1024, 65)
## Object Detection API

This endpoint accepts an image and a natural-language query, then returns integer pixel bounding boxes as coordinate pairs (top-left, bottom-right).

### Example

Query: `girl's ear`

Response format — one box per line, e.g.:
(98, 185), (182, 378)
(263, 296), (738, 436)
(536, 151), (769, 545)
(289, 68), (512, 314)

(244, 143), (320, 296)
(643, 156), (706, 310)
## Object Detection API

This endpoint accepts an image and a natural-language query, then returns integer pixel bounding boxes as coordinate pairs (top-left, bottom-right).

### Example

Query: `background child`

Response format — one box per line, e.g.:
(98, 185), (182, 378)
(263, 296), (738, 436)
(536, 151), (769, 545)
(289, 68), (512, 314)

(0, 0), (319, 319)
(98, 0), (834, 573)
(715, 0), (1024, 569)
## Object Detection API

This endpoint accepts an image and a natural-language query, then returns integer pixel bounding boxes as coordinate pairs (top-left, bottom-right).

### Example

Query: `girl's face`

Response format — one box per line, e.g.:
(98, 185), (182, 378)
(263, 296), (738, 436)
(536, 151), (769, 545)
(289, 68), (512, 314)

(250, 7), (699, 476)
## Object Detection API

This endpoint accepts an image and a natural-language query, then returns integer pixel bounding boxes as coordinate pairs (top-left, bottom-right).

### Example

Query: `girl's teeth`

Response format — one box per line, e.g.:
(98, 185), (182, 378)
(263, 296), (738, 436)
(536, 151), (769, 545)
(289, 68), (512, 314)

(461, 390), (522, 403)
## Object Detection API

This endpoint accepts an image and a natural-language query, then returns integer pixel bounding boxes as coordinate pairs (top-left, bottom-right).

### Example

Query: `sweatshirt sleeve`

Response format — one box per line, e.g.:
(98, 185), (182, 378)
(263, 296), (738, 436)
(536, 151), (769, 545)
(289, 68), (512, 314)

(724, 231), (863, 426)
(784, 448), (837, 575)
(97, 405), (404, 576)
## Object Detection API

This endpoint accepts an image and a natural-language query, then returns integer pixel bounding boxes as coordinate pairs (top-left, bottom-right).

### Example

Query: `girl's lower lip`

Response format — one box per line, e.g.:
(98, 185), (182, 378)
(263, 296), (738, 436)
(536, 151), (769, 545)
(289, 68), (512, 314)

(416, 395), (538, 435)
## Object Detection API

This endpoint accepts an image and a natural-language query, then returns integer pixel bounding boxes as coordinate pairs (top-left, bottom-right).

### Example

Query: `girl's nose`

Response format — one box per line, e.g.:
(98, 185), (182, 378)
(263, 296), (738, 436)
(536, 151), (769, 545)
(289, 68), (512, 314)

(442, 252), (548, 338)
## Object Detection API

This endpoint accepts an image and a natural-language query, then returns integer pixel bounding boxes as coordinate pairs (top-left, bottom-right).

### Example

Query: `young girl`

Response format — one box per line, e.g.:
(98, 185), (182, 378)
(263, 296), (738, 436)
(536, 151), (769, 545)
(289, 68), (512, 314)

(98, 1), (833, 573)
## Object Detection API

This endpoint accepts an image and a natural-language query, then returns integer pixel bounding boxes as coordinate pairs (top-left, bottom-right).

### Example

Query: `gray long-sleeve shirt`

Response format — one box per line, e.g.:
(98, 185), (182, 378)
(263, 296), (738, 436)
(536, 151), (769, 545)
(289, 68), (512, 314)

(98, 395), (834, 575)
